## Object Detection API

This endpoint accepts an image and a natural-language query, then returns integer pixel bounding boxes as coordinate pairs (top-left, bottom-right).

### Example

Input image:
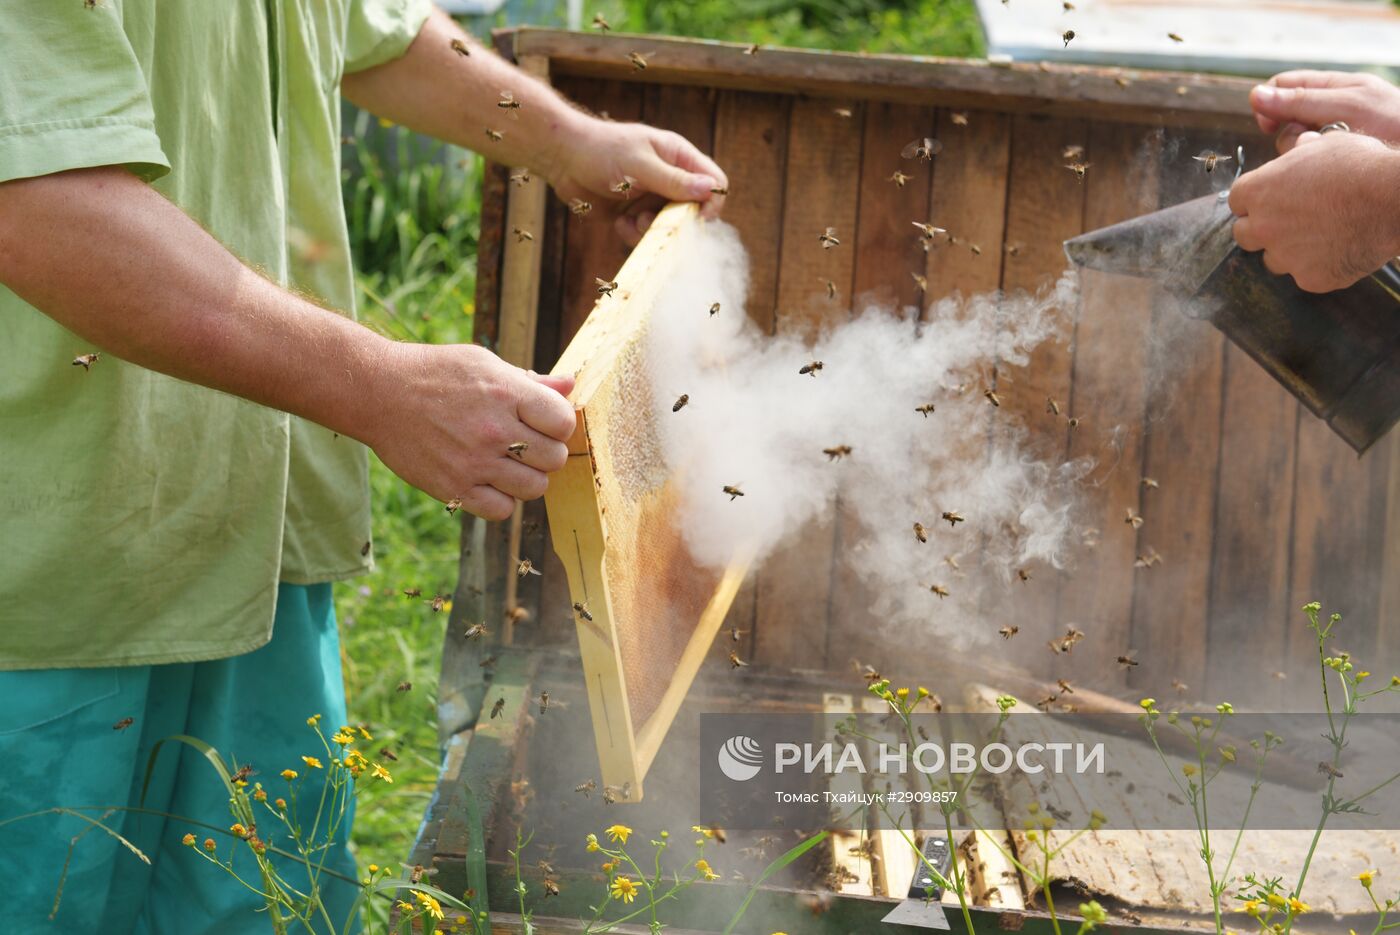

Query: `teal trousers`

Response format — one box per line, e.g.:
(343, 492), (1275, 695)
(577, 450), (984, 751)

(0, 583), (359, 934)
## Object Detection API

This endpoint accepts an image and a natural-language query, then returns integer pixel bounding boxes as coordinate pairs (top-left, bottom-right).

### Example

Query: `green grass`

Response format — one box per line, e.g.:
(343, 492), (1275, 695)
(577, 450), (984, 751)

(336, 0), (984, 899)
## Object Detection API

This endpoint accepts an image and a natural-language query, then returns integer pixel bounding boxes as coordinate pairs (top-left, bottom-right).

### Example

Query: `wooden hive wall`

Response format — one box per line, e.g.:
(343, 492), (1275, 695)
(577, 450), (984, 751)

(472, 31), (1400, 710)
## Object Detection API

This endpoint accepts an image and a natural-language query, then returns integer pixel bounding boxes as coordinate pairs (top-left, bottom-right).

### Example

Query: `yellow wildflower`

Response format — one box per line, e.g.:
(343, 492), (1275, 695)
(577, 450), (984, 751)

(1266, 893), (1287, 910)
(302, 755), (323, 770)
(253, 787), (267, 802)
(414, 891), (445, 921)
(280, 769), (298, 781)
(610, 877), (639, 904)
(331, 729), (355, 746)
(606, 824), (633, 844)
(1182, 764), (1197, 777)
(1288, 897), (1308, 915)
(358, 725), (373, 741)
(1243, 899), (1261, 918)
(696, 858), (720, 881)
(692, 825), (714, 838)
(601, 861), (615, 873)
(896, 687), (909, 698)
(368, 864), (379, 874)
(181, 833), (196, 847)
(306, 714), (322, 726)
(372, 763), (393, 783)
(230, 823), (247, 838)
(585, 833), (600, 852)
(1359, 870), (1375, 888)
(274, 797), (286, 810)
(203, 838), (217, 852)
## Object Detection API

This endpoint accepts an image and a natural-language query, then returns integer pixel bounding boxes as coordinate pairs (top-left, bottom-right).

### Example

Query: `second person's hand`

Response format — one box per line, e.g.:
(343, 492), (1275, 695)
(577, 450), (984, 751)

(1251, 70), (1400, 153)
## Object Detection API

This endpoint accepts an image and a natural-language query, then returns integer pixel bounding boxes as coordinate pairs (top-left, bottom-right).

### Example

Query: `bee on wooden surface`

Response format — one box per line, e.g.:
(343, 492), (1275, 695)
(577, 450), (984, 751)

(711, 185), (729, 195)
(1117, 653), (1139, 668)
(512, 227), (533, 243)
(832, 106), (853, 119)
(999, 625), (1019, 640)
(464, 622), (489, 640)
(673, 394), (689, 412)
(743, 43), (760, 54)
(569, 198), (592, 216)
(1171, 678), (1189, 694)
(627, 51), (650, 71)
(485, 128), (504, 142)
(912, 221), (947, 241)
(710, 302), (721, 316)
(729, 650), (749, 668)
(888, 170), (912, 187)
(535, 691), (565, 714)
(449, 38), (471, 57)
(380, 747), (398, 762)
(723, 485), (744, 501)
(819, 278), (837, 299)
(396, 680), (413, 692)
(572, 601), (592, 622)
(403, 587), (422, 599)
(1017, 568), (1032, 582)
(490, 696), (506, 719)
(915, 403), (936, 418)
(942, 510), (965, 527)
(823, 445), (852, 462)
(517, 558), (541, 578)
(800, 360), (824, 376)
(984, 389), (1002, 407)
(610, 175), (637, 197)
(914, 522), (928, 543)
(818, 227), (841, 249)
(591, 11), (611, 30)
(1192, 150), (1232, 174)
(445, 498), (463, 514)
(1318, 761), (1344, 779)
(1167, 32), (1184, 43)
(430, 593), (449, 612)
(902, 137), (942, 162)
(596, 278), (618, 296)
(497, 90), (521, 118)
(1124, 509), (1143, 529)
(929, 584), (950, 599)
(72, 352), (100, 370)
(1065, 161), (1091, 182)
(507, 441), (529, 457)
(1141, 476), (1159, 489)
(729, 627), (748, 643)
(950, 111), (969, 126)
(1004, 241), (1022, 257)
(967, 242), (982, 255)
(113, 717), (134, 731)
(575, 778), (596, 797)
(911, 272), (928, 293)
(1062, 29), (1075, 47)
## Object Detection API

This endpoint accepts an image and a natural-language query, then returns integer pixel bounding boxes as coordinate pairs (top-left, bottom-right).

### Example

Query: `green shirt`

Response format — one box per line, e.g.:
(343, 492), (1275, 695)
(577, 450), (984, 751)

(0, 0), (431, 669)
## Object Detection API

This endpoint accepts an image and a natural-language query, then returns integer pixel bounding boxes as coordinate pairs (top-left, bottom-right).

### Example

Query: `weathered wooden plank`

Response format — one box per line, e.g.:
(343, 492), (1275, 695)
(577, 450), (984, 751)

(924, 108), (1012, 304)
(511, 29), (1259, 133)
(641, 83), (717, 154)
(751, 96), (863, 671)
(1051, 122), (1158, 693)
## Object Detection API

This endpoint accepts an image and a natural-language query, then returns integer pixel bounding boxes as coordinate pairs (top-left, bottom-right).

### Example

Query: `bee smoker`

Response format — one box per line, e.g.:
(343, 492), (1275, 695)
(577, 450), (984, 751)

(1063, 180), (1400, 454)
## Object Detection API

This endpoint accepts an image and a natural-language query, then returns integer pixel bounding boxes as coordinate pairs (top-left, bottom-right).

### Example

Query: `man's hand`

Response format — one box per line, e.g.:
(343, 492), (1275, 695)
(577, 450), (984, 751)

(1251, 70), (1400, 153)
(1230, 132), (1400, 293)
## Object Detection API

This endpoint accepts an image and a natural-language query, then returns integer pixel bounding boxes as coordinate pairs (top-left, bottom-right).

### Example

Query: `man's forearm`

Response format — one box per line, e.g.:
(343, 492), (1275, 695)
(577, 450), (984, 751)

(340, 9), (587, 180)
(0, 167), (393, 445)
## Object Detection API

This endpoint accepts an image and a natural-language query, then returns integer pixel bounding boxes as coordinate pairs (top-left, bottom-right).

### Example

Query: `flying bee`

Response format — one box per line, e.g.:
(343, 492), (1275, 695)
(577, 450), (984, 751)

(710, 302), (721, 316)
(535, 691), (565, 714)
(1018, 568), (1032, 582)
(1117, 653), (1139, 668)
(1067, 416), (1082, 428)
(1062, 29), (1075, 47)
(914, 522), (928, 543)
(542, 878), (561, 898)
(430, 593), (448, 612)
(113, 717), (134, 731)
(743, 43), (760, 55)
(722, 484), (744, 501)
(950, 111), (969, 126)
(1318, 761), (1344, 779)
(1116, 75), (1131, 89)
(929, 584), (950, 599)
(888, 170), (912, 187)
(728, 650), (748, 668)
(231, 764), (257, 784)
(507, 441), (529, 457)
(1063, 0), (1075, 8)
(1192, 150), (1232, 174)
(1124, 509), (1143, 529)
(1063, 144), (1086, 161)
(403, 587), (422, 599)
(596, 278), (618, 296)
(1066, 161), (1091, 181)
(823, 445), (852, 461)
(942, 510), (965, 527)
(912, 221), (947, 241)
(833, 106), (853, 118)
(572, 601), (592, 621)
(591, 11), (611, 30)
(1005, 241), (1022, 257)
(1171, 678), (1189, 694)
(1057, 679), (1075, 694)
(449, 38), (471, 57)
(915, 403), (936, 418)
(729, 627), (748, 642)
(380, 747), (398, 761)
(569, 198), (592, 215)
(1134, 549), (1162, 569)
(464, 622), (489, 640)
(1167, 31), (1184, 42)
(505, 605), (530, 625)
(999, 625), (1019, 639)
(819, 278), (837, 299)
(901, 137), (942, 162)
(400, 863), (437, 885)
(610, 175), (637, 197)
(1035, 694), (1059, 710)
(944, 554), (960, 570)
(490, 696), (506, 719)
(497, 90), (521, 118)
(512, 227), (533, 243)
(967, 242), (982, 255)
(800, 360), (824, 376)
(479, 655), (498, 668)
(72, 352), (100, 370)
(1141, 476), (1159, 489)
(818, 227), (841, 249)
(984, 389), (1002, 407)
(397, 680), (413, 692)
(511, 171), (531, 188)
(855, 661), (882, 683)
(911, 273), (928, 293)
(485, 128), (504, 142)
(361, 540), (371, 557)
(673, 394), (689, 412)
(575, 779), (596, 797)
(445, 498), (463, 514)
(626, 51), (650, 71)
(517, 558), (541, 578)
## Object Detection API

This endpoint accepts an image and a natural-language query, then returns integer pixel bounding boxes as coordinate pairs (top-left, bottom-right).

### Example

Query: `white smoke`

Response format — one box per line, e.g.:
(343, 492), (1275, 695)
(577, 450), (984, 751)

(645, 219), (1090, 642)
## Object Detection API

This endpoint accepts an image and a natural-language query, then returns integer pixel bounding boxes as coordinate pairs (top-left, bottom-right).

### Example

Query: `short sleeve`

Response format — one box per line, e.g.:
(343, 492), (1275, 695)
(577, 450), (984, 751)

(0, 1), (170, 184)
(344, 0), (434, 74)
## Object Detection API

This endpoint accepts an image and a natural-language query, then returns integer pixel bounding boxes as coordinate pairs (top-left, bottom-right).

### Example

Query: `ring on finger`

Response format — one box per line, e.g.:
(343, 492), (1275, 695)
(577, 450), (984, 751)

(1319, 121), (1351, 134)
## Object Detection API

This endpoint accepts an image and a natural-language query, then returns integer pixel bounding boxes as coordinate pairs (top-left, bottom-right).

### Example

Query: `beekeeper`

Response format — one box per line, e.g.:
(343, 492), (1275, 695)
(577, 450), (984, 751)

(1231, 70), (1400, 293)
(0, 2), (726, 929)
